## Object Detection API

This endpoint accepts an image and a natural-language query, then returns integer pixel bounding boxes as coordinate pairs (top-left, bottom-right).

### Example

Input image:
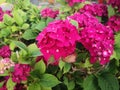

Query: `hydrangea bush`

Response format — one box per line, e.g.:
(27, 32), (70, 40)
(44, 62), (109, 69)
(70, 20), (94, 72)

(0, 0), (120, 90)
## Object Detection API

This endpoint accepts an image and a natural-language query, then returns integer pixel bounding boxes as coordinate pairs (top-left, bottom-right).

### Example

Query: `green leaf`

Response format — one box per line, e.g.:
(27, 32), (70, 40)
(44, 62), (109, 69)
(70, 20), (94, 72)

(97, 73), (119, 90)
(22, 29), (37, 40)
(11, 25), (19, 32)
(64, 77), (75, 90)
(78, 2), (86, 9)
(115, 46), (120, 59)
(11, 52), (18, 62)
(41, 86), (52, 90)
(63, 77), (68, 86)
(0, 27), (11, 37)
(3, 14), (14, 25)
(83, 58), (93, 68)
(18, 49), (31, 64)
(39, 74), (61, 87)
(63, 63), (71, 74)
(110, 51), (118, 60)
(108, 5), (115, 18)
(57, 71), (63, 79)
(6, 78), (16, 90)
(34, 60), (46, 74)
(21, 23), (29, 29)
(70, 19), (79, 29)
(35, 21), (46, 31)
(114, 33), (120, 59)
(0, 22), (6, 29)
(63, 6), (72, 12)
(59, 60), (65, 70)
(28, 43), (41, 57)
(12, 10), (24, 26)
(46, 17), (54, 25)
(13, 41), (28, 52)
(68, 81), (75, 90)
(30, 70), (41, 78)
(103, 60), (118, 74)
(10, 42), (16, 50)
(83, 75), (100, 90)
(28, 83), (41, 90)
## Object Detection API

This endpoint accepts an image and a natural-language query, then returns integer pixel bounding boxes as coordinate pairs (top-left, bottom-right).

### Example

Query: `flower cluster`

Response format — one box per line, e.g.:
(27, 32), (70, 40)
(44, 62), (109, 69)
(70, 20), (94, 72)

(65, 0), (85, 6)
(0, 7), (12, 22)
(68, 12), (99, 28)
(107, 0), (120, 12)
(12, 64), (31, 83)
(107, 15), (120, 32)
(36, 20), (79, 65)
(0, 58), (15, 74)
(69, 13), (114, 65)
(0, 45), (11, 58)
(80, 3), (108, 17)
(41, 8), (59, 19)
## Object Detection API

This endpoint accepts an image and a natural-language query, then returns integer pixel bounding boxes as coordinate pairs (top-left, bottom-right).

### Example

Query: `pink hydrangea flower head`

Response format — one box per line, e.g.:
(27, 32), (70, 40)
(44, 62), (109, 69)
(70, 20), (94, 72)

(36, 20), (80, 65)
(0, 7), (12, 22)
(0, 45), (11, 58)
(107, 15), (120, 32)
(79, 26), (114, 65)
(80, 3), (108, 17)
(12, 64), (31, 83)
(0, 58), (15, 74)
(66, 0), (85, 6)
(68, 12), (99, 28)
(69, 12), (114, 65)
(41, 8), (59, 19)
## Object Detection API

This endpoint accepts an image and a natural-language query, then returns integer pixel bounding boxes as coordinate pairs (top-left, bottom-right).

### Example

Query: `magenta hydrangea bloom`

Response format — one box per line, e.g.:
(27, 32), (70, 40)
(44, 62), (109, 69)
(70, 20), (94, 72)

(0, 7), (4, 21)
(69, 13), (114, 65)
(12, 64), (31, 83)
(107, 15), (120, 32)
(80, 3), (108, 17)
(0, 45), (11, 58)
(0, 7), (12, 22)
(79, 26), (114, 65)
(107, 0), (120, 12)
(66, 0), (85, 6)
(41, 8), (59, 19)
(68, 12), (99, 28)
(36, 20), (80, 65)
